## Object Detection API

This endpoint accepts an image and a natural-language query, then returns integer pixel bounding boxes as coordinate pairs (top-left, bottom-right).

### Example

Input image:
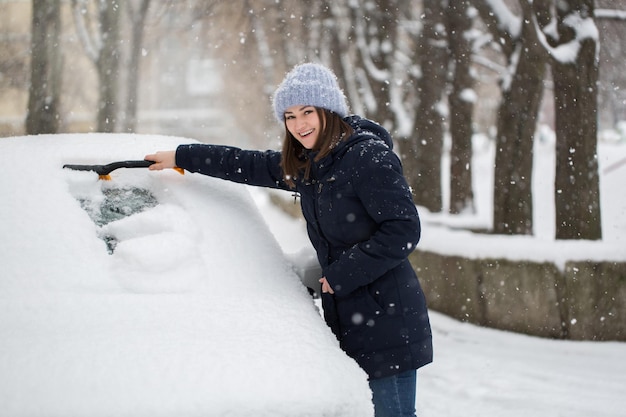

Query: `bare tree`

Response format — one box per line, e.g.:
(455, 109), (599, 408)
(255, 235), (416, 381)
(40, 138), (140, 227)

(71, 0), (122, 132)
(548, 0), (602, 240)
(447, 0), (475, 214)
(26, 0), (62, 135)
(122, 0), (151, 132)
(475, 0), (551, 235)
(406, 0), (448, 213)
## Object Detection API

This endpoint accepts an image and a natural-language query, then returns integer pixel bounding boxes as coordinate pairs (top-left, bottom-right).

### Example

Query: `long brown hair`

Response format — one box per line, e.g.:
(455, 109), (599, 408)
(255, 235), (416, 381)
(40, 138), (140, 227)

(280, 108), (354, 188)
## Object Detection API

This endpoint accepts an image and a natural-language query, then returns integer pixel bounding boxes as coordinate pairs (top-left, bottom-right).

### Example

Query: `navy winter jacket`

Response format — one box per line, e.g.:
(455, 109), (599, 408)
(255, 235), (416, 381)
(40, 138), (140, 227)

(176, 115), (433, 379)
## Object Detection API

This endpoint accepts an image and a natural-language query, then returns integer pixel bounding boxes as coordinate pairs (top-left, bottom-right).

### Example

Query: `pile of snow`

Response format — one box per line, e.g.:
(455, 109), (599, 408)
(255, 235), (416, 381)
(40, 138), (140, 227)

(0, 134), (373, 417)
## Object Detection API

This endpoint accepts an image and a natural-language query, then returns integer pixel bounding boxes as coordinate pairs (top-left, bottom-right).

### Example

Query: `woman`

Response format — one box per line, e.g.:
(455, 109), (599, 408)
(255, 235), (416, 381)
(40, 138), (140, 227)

(145, 63), (433, 417)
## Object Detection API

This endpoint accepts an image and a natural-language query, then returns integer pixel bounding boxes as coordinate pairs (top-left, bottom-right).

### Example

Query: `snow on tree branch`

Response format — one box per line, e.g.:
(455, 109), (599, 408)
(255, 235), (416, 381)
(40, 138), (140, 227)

(535, 11), (599, 64)
(485, 0), (522, 39)
(595, 8), (626, 21)
(472, 54), (507, 77)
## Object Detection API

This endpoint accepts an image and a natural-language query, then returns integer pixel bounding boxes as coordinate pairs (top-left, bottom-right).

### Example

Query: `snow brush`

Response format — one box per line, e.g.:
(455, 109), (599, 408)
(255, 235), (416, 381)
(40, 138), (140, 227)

(63, 160), (184, 180)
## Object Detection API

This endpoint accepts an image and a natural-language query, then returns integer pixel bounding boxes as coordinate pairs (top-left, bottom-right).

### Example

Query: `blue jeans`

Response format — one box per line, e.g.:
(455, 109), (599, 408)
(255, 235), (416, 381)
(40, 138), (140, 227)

(368, 369), (417, 417)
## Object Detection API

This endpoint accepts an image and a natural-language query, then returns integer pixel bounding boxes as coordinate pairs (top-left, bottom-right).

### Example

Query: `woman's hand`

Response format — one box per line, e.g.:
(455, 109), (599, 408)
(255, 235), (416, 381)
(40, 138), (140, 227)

(144, 151), (176, 170)
(319, 277), (334, 294)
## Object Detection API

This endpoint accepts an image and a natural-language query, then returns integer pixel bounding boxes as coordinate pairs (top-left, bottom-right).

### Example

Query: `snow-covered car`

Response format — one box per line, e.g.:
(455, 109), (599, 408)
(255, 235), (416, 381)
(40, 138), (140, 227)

(0, 134), (373, 417)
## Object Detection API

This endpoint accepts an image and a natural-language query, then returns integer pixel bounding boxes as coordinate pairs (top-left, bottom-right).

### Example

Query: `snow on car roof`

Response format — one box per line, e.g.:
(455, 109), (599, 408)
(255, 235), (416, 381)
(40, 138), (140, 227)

(0, 134), (373, 416)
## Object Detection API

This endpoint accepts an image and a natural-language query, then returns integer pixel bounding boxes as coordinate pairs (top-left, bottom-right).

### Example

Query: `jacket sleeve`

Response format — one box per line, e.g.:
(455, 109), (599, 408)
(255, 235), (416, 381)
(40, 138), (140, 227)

(323, 141), (421, 297)
(175, 144), (289, 190)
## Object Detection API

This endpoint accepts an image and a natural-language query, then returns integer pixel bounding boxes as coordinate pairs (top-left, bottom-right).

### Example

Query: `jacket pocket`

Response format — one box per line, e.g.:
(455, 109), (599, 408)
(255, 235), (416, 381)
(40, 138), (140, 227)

(336, 286), (386, 330)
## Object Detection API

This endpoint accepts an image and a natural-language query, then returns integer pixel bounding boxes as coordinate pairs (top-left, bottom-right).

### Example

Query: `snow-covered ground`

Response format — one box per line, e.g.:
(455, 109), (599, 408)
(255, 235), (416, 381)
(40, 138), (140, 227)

(1, 131), (625, 416)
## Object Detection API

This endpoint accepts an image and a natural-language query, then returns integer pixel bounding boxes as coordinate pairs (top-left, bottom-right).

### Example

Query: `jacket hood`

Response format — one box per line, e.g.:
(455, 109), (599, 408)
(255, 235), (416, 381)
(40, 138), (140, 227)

(304, 115), (393, 178)
(343, 115), (393, 150)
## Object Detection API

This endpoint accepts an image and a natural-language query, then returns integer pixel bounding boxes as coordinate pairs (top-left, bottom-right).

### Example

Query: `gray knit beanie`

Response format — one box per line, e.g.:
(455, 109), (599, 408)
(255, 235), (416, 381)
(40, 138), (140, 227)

(272, 63), (349, 122)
